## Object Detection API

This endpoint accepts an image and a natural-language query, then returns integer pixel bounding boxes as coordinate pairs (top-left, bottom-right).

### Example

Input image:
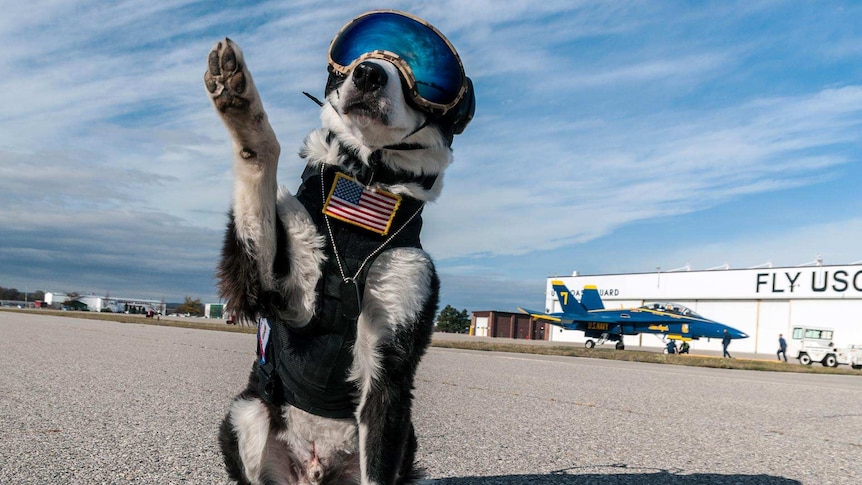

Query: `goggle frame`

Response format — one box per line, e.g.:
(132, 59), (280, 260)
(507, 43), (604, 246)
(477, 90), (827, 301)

(327, 10), (469, 117)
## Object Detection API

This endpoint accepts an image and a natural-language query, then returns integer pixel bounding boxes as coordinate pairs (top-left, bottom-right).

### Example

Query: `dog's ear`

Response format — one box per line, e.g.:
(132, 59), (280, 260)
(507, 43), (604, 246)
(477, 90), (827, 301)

(436, 76), (474, 139)
(449, 77), (475, 136)
(435, 77), (474, 144)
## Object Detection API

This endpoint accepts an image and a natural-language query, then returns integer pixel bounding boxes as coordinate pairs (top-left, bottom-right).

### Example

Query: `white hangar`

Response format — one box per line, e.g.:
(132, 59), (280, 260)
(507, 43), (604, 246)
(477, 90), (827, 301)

(546, 263), (862, 354)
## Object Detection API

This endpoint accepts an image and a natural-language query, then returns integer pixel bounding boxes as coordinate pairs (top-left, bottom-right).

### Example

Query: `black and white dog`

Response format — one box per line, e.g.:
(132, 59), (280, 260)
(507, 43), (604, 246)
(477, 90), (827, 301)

(204, 10), (473, 485)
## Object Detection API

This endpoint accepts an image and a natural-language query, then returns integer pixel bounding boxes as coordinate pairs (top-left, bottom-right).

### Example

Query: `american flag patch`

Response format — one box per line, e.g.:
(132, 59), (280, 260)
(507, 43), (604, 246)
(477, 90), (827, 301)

(323, 172), (402, 235)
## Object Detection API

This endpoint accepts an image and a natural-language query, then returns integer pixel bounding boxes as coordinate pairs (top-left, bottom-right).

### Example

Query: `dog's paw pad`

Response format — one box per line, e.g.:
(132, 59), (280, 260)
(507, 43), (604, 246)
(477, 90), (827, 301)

(205, 39), (250, 112)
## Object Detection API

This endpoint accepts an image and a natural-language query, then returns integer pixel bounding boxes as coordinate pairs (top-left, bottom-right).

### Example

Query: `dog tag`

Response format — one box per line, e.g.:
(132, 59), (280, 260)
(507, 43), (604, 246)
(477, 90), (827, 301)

(341, 279), (362, 320)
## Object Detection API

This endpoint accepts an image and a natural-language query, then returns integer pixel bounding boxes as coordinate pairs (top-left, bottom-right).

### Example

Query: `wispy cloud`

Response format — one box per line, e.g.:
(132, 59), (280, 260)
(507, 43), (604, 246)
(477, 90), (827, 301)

(424, 85), (862, 258)
(2, 1), (861, 311)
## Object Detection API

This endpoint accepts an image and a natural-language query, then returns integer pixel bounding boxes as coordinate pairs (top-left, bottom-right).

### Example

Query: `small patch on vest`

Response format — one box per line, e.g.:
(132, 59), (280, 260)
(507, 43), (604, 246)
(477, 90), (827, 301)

(323, 172), (401, 235)
(258, 317), (271, 364)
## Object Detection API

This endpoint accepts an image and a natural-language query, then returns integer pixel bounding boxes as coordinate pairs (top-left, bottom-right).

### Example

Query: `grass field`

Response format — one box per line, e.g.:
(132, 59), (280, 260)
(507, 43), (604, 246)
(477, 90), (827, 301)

(4, 308), (860, 376)
(430, 339), (861, 375)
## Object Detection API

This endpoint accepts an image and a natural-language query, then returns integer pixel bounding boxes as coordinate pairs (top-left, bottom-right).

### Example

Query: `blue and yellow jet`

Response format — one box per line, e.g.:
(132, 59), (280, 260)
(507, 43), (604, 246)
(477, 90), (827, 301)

(519, 280), (748, 350)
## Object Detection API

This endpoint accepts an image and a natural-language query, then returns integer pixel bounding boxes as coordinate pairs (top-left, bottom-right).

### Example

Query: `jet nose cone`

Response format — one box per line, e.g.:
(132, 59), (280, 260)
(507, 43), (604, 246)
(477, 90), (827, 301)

(732, 329), (749, 339)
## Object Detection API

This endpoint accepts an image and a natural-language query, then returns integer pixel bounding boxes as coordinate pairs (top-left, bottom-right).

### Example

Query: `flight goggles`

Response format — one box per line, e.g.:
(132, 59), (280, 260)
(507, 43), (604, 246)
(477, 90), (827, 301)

(328, 10), (468, 116)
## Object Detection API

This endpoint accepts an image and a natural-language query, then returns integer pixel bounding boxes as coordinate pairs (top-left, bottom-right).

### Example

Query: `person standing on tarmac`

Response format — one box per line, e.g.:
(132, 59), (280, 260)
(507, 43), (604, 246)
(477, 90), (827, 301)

(722, 329), (732, 358)
(777, 334), (788, 362)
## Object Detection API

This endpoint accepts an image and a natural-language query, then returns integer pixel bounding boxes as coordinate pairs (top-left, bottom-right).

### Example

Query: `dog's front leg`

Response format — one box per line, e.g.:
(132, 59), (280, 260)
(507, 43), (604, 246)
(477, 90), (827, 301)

(206, 38), (282, 320)
(353, 249), (439, 485)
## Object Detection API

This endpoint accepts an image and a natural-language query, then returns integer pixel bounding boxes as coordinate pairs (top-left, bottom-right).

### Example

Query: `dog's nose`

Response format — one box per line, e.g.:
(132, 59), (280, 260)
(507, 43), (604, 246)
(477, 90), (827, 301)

(352, 61), (388, 92)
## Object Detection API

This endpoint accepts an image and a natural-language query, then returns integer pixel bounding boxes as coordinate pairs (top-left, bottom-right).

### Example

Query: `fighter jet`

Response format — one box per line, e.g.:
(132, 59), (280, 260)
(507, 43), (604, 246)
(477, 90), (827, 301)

(519, 280), (748, 350)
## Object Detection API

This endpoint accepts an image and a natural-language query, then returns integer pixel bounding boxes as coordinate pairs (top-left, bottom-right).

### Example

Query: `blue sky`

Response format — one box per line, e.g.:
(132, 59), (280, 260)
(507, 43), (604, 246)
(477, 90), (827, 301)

(2, 1), (862, 312)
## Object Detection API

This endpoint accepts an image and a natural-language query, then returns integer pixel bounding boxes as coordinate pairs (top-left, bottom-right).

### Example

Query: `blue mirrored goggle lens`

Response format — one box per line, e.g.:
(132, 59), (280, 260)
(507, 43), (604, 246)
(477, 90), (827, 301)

(330, 12), (464, 106)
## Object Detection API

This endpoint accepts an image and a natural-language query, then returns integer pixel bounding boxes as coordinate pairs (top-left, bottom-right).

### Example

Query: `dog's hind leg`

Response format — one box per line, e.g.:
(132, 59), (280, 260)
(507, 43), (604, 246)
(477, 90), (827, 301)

(351, 249), (439, 485)
(221, 397), (272, 485)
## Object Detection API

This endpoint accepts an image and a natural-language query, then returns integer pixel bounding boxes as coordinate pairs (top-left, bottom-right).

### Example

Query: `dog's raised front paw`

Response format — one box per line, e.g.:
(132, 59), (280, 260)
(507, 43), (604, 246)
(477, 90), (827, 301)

(205, 38), (253, 112)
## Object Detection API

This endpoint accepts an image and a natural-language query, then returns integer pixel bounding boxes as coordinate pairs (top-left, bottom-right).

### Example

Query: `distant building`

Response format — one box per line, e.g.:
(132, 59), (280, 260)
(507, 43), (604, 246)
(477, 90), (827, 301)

(547, 262), (862, 353)
(470, 311), (548, 340)
(205, 303), (225, 319)
(64, 300), (89, 311)
(71, 294), (166, 315)
(44, 292), (70, 306)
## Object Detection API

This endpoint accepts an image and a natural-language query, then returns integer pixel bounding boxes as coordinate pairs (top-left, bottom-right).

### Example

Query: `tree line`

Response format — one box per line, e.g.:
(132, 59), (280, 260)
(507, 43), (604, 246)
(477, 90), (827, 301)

(436, 304), (471, 333)
(0, 287), (45, 302)
(0, 286), (205, 316)
(174, 296), (204, 316)
(3, 285), (462, 326)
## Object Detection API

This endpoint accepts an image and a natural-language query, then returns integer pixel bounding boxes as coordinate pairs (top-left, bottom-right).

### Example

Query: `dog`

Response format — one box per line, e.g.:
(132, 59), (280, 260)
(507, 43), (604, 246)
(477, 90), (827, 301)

(204, 10), (474, 485)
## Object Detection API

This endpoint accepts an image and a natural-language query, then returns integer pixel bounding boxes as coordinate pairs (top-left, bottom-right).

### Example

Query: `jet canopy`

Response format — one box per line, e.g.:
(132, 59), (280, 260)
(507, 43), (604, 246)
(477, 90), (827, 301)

(642, 302), (703, 319)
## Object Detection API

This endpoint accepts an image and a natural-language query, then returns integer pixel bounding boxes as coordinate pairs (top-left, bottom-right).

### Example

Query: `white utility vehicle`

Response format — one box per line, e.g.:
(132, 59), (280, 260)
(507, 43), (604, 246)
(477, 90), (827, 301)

(790, 326), (862, 369)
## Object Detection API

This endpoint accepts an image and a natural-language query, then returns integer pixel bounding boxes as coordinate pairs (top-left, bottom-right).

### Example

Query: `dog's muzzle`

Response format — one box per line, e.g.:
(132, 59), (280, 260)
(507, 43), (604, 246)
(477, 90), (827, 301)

(352, 61), (388, 93)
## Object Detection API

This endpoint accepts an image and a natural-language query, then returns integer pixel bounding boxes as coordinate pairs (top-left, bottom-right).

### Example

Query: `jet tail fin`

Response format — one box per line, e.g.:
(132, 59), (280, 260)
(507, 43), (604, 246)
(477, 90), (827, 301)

(580, 285), (605, 310)
(550, 280), (589, 316)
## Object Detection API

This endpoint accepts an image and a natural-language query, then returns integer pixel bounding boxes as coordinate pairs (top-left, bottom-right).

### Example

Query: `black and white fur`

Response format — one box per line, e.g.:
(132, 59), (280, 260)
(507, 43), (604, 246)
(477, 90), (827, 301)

(205, 36), (455, 485)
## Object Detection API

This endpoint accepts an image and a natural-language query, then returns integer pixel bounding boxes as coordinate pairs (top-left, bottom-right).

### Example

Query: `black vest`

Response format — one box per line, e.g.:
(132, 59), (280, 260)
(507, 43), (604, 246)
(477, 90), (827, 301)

(256, 162), (425, 418)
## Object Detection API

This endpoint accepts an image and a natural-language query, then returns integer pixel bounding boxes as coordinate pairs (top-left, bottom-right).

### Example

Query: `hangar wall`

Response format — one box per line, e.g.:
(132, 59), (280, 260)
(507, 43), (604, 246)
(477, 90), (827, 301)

(547, 264), (862, 354)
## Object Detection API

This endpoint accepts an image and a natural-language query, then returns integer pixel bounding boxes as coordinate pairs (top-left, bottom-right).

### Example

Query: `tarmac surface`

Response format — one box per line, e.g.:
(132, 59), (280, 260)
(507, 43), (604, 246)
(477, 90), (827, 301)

(1, 312), (860, 484)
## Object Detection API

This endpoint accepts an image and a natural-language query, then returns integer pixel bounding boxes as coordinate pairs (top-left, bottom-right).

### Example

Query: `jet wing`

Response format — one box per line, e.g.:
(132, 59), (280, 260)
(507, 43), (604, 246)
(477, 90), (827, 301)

(518, 308), (574, 325)
(517, 307), (582, 330)
(517, 307), (563, 322)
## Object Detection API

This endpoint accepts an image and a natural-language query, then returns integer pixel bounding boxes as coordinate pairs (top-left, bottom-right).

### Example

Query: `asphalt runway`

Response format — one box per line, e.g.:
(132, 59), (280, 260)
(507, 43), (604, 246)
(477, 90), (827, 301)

(1, 312), (860, 484)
